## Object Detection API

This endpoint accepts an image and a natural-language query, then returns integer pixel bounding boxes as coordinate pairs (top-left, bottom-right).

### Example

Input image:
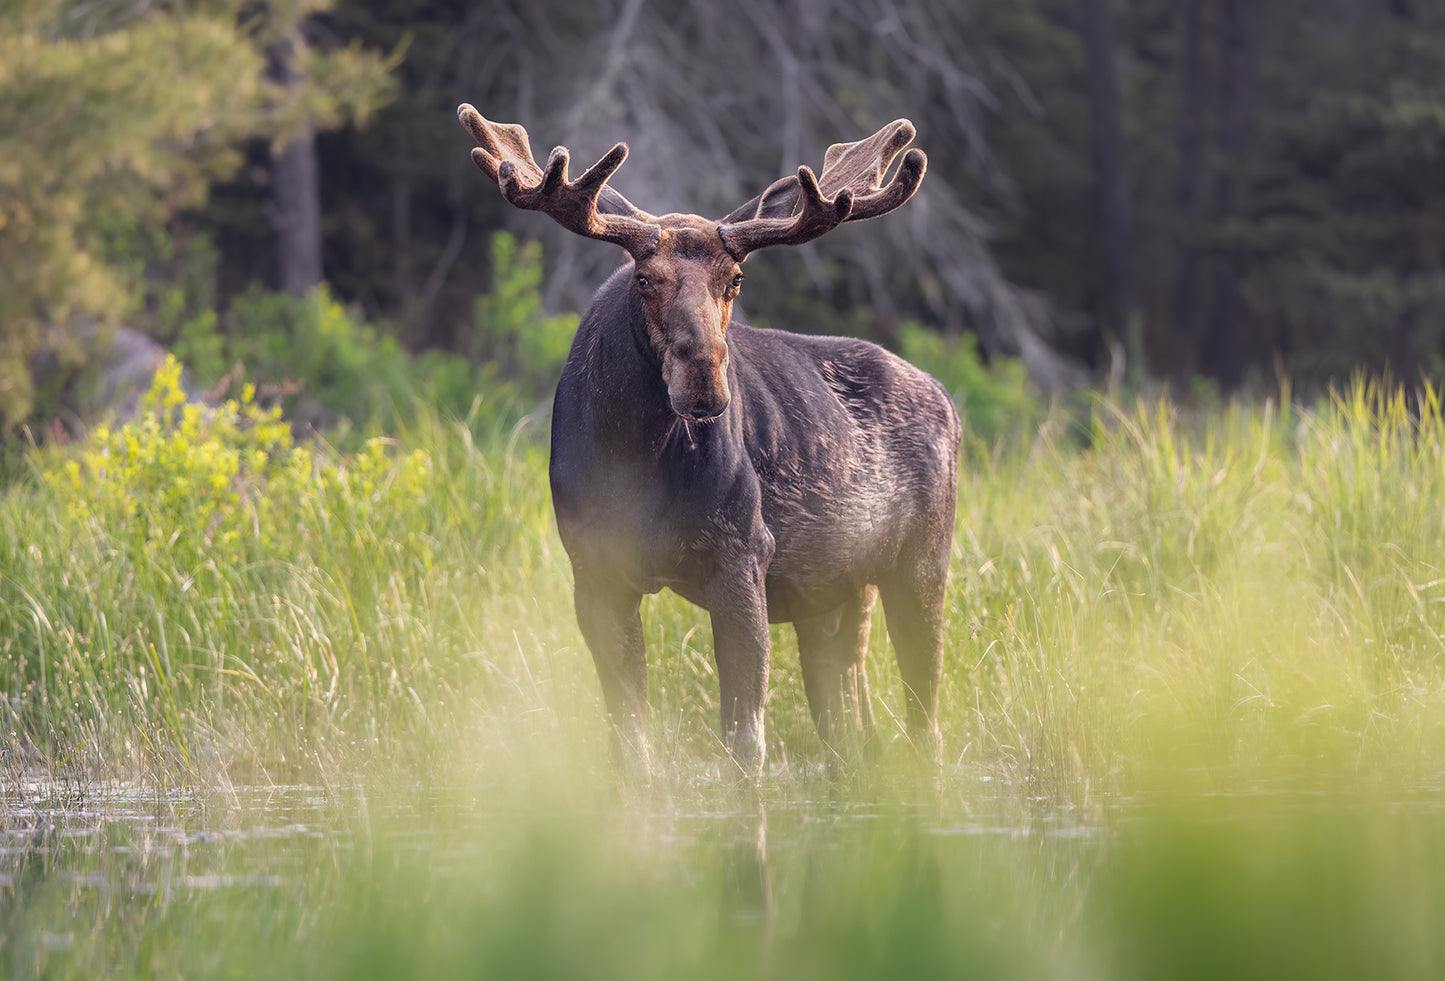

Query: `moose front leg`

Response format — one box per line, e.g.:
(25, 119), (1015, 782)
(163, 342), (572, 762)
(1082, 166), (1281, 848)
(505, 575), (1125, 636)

(573, 576), (650, 779)
(706, 551), (772, 776)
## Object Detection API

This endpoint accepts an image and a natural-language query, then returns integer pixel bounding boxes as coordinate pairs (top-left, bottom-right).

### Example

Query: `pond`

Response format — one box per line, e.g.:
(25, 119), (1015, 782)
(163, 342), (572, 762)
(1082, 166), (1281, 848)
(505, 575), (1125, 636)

(2, 768), (1443, 979)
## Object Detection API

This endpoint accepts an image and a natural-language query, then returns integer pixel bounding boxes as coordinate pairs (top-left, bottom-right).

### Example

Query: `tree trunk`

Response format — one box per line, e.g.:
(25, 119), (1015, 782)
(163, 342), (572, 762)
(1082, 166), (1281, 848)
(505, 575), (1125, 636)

(1388, 0), (1418, 20)
(1171, 0), (1208, 384)
(1200, 0), (1256, 386)
(268, 33), (323, 297)
(1078, 0), (1137, 383)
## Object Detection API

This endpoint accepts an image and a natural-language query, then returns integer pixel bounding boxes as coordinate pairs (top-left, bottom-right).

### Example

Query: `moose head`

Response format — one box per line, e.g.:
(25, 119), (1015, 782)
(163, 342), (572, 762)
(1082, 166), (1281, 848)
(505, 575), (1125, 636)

(458, 105), (925, 422)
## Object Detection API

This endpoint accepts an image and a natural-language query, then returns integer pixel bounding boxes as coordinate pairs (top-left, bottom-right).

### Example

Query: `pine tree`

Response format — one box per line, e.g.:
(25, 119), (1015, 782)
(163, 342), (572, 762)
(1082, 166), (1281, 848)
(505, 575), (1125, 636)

(0, 0), (392, 436)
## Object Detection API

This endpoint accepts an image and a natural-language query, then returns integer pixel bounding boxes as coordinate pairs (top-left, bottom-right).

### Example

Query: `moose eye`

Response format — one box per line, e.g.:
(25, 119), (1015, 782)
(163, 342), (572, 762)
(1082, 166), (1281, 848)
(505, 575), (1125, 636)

(636, 274), (653, 292)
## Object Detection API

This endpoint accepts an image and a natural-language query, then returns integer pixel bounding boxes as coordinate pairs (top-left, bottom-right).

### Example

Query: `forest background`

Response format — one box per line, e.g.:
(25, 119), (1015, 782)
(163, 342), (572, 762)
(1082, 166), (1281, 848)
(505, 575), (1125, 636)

(4, 0), (1445, 446)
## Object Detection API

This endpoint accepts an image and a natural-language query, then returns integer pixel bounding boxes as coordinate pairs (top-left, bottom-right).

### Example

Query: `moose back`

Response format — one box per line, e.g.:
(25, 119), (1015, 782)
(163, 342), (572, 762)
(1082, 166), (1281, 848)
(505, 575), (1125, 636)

(459, 105), (960, 774)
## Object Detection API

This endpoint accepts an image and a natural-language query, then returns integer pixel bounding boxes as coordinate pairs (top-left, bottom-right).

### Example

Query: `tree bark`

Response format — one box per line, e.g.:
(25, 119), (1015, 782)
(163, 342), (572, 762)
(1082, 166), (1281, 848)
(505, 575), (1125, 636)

(1171, 0), (1208, 384)
(1387, 0), (1418, 20)
(1200, 0), (1256, 386)
(268, 33), (323, 297)
(1078, 0), (1137, 382)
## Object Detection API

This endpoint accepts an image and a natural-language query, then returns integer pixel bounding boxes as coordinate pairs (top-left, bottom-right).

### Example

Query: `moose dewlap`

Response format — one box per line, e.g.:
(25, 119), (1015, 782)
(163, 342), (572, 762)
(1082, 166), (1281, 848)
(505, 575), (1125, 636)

(459, 104), (960, 775)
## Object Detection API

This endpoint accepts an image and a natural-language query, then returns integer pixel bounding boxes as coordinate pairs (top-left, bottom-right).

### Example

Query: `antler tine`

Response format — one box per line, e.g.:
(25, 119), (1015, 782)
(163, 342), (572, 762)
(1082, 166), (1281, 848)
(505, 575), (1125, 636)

(718, 119), (927, 259)
(458, 104), (659, 257)
(841, 147), (926, 222)
(717, 166), (853, 259)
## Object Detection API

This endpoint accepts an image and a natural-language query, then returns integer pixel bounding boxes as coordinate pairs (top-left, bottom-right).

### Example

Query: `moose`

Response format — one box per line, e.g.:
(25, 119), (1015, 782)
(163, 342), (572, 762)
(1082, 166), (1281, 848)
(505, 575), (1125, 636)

(459, 104), (960, 775)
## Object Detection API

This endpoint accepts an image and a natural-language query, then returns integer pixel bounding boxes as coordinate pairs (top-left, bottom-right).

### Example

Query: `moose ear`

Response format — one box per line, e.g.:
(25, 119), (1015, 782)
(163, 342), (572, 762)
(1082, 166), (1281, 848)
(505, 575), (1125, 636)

(720, 175), (803, 224)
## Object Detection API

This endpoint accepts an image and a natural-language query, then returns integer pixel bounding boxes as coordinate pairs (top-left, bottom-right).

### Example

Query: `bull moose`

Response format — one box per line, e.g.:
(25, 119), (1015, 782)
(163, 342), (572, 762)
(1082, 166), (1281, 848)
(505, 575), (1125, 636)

(459, 104), (960, 775)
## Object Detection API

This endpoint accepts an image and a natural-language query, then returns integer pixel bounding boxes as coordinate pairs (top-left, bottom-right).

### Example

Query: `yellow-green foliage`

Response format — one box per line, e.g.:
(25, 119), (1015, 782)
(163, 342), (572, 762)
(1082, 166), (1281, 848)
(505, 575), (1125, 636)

(164, 234), (570, 438)
(8, 370), (1445, 800)
(9, 379), (1445, 979)
(940, 383), (1445, 804)
(47, 355), (429, 568)
(3, 356), (442, 773)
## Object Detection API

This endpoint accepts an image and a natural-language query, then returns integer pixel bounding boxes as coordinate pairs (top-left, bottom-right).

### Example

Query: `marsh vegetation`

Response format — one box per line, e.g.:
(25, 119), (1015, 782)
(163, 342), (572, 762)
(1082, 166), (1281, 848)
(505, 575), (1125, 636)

(4, 366), (1445, 977)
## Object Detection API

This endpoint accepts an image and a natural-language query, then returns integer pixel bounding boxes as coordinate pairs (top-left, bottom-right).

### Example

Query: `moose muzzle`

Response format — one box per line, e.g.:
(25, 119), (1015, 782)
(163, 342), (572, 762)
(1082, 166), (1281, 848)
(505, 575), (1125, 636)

(663, 348), (731, 422)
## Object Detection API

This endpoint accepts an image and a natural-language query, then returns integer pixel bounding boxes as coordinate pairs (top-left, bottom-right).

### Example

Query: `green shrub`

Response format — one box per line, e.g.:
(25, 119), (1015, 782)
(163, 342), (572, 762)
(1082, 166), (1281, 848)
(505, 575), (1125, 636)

(470, 231), (578, 394)
(44, 353), (429, 573)
(168, 231), (576, 438)
(895, 322), (1041, 446)
(198, 284), (413, 433)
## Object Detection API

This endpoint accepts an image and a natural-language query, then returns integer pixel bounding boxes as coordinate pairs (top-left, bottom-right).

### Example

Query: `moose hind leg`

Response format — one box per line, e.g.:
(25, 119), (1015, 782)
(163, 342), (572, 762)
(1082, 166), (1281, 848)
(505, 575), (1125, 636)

(879, 559), (948, 762)
(574, 576), (650, 778)
(794, 585), (878, 763)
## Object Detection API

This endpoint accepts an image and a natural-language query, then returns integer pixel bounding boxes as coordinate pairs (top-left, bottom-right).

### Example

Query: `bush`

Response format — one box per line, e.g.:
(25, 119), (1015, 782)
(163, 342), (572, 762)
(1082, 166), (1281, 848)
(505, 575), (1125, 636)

(168, 231), (576, 440)
(44, 353), (429, 573)
(470, 232), (578, 394)
(895, 323), (1041, 446)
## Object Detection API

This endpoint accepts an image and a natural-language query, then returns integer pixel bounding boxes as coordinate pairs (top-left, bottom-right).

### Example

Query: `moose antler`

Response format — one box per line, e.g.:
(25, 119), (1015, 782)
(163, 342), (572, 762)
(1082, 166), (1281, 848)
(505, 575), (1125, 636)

(717, 119), (927, 259)
(458, 104), (661, 257)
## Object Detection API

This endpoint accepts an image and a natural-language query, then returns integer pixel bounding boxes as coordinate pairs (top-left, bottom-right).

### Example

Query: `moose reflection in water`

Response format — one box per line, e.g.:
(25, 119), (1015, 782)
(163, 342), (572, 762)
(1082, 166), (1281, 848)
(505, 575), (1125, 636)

(459, 105), (960, 775)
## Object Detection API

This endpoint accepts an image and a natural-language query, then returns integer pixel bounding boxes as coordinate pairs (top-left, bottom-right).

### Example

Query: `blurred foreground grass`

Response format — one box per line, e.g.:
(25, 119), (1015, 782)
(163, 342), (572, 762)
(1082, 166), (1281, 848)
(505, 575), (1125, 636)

(5, 367), (1445, 976)
(5, 777), (1444, 979)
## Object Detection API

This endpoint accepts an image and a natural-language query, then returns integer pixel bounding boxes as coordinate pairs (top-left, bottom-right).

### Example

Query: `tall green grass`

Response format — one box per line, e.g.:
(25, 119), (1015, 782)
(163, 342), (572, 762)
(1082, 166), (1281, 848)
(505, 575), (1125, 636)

(5, 366), (1445, 798)
(7, 370), (1445, 977)
(945, 384), (1445, 803)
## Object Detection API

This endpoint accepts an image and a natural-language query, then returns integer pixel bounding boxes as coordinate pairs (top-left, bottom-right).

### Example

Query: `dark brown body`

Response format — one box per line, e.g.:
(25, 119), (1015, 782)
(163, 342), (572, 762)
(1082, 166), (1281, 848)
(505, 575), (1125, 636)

(550, 263), (960, 770)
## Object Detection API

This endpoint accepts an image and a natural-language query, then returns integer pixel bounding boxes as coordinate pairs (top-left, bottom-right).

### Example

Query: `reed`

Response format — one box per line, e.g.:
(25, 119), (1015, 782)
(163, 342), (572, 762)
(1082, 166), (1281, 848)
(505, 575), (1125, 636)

(5, 371), (1445, 977)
